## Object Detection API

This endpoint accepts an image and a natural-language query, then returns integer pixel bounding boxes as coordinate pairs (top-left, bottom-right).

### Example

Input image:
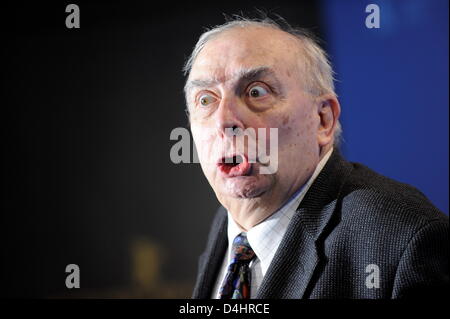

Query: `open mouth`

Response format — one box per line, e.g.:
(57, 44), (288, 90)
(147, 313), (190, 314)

(217, 154), (252, 177)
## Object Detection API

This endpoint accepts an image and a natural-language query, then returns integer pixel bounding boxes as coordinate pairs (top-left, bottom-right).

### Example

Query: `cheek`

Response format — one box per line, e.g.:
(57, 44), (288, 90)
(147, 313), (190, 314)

(285, 106), (316, 135)
(192, 126), (213, 145)
(192, 127), (211, 159)
(192, 125), (216, 163)
(275, 110), (317, 156)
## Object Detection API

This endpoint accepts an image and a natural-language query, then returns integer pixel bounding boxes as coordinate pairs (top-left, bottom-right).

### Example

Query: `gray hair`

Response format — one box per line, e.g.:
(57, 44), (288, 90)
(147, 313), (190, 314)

(183, 15), (342, 146)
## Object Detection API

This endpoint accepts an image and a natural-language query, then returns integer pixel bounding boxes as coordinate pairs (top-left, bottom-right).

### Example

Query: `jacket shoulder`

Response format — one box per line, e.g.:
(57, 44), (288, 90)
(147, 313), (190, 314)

(340, 161), (448, 234)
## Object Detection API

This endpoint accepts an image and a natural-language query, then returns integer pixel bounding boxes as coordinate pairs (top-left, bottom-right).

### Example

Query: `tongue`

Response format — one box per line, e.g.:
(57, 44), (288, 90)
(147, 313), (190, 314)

(229, 162), (247, 176)
(220, 156), (251, 177)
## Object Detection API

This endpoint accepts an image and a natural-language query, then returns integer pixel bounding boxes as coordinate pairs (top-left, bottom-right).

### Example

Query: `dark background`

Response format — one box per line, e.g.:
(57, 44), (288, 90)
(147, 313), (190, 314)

(1, 0), (448, 298)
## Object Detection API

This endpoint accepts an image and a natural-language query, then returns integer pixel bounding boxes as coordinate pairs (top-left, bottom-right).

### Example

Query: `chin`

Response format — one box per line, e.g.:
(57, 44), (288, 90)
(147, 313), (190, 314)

(220, 175), (273, 199)
(228, 187), (267, 199)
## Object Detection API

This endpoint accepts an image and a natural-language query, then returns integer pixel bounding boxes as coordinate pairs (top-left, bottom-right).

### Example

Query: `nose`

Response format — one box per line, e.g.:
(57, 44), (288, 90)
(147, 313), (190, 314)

(215, 96), (245, 138)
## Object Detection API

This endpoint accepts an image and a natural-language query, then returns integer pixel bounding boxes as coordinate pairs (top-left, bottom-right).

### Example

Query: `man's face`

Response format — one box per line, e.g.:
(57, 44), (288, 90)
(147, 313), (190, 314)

(186, 27), (322, 210)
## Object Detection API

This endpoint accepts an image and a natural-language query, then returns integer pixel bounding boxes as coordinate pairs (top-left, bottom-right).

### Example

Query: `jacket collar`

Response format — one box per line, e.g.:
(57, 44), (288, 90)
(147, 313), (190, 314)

(257, 149), (353, 298)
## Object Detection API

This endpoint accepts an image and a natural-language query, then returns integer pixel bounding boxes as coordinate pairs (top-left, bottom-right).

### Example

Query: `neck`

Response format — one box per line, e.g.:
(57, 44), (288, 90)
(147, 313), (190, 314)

(223, 170), (313, 231)
(225, 195), (283, 231)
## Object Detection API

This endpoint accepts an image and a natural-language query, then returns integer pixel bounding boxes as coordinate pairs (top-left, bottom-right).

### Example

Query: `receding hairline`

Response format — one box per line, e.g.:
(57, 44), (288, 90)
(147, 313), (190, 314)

(203, 23), (305, 48)
(184, 25), (312, 96)
(185, 23), (311, 78)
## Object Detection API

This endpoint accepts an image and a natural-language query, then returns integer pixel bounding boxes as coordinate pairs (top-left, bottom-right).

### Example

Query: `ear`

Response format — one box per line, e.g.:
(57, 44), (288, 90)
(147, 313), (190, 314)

(316, 94), (341, 147)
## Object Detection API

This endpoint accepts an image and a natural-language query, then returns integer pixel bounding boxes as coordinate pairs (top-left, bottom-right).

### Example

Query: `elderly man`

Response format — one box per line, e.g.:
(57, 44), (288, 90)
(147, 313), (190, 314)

(183, 17), (448, 299)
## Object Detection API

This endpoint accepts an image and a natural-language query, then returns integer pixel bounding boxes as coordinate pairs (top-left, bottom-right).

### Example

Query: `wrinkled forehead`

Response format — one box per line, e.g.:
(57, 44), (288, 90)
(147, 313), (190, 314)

(188, 27), (301, 84)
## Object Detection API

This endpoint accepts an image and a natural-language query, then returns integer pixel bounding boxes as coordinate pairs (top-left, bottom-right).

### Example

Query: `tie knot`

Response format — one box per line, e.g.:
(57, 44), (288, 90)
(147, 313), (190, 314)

(231, 233), (255, 263)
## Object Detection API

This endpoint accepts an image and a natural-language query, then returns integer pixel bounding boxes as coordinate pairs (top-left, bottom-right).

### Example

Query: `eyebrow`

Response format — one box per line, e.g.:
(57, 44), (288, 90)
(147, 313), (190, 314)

(184, 66), (279, 95)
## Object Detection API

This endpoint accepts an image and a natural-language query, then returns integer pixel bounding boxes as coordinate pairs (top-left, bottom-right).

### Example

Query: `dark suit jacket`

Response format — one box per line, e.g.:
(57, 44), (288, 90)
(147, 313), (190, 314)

(192, 149), (448, 299)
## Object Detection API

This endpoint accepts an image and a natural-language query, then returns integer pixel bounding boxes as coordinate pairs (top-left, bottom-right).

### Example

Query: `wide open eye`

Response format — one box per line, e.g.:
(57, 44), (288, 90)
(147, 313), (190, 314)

(248, 85), (269, 98)
(198, 94), (215, 107)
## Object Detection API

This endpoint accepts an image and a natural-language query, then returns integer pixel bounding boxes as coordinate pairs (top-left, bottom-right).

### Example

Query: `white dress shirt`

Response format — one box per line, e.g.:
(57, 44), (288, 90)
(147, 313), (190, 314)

(212, 148), (334, 298)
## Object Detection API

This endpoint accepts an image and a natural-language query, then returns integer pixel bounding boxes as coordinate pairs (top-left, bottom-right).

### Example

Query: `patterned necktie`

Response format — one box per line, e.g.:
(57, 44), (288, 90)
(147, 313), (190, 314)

(219, 233), (256, 299)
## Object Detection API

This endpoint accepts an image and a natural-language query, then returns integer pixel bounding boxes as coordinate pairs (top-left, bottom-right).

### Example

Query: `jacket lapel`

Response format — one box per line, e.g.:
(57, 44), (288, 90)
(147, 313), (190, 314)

(256, 149), (353, 298)
(192, 208), (228, 298)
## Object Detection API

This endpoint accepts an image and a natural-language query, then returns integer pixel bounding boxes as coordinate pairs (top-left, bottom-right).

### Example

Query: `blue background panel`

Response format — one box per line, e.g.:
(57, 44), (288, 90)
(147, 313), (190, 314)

(321, 0), (449, 214)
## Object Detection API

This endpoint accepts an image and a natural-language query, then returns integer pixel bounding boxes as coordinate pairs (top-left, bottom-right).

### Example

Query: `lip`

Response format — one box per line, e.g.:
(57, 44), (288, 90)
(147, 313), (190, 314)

(217, 154), (252, 177)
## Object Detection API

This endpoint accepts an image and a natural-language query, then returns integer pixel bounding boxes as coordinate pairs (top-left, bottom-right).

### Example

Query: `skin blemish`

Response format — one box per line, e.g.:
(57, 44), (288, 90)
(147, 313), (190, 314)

(282, 115), (290, 126)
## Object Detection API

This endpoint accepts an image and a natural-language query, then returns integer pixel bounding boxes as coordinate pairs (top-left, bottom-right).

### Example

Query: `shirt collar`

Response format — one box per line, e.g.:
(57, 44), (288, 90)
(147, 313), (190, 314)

(226, 147), (334, 274)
